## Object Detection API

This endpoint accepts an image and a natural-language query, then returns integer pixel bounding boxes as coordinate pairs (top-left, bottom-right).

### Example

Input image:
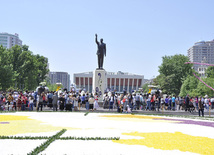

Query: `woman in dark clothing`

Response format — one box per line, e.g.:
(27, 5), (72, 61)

(128, 94), (133, 110)
(198, 96), (204, 117)
(59, 95), (65, 111)
(66, 95), (73, 111)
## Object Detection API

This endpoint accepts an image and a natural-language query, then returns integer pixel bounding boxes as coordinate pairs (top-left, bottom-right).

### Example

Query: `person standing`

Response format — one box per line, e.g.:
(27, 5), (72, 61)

(185, 94), (190, 112)
(81, 94), (86, 108)
(12, 92), (18, 111)
(89, 95), (95, 111)
(7, 93), (13, 111)
(161, 96), (165, 111)
(52, 92), (58, 111)
(165, 96), (169, 110)
(21, 94), (26, 111)
(17, 95), (22, 111)
(135, 94), (140, 110)
(146, 94), (151, 111)
(157, 95), (161, 111)
(168, 96), (172, 110)
(204, 96), (209, 111)
(28, 95), (34, 111)
(128, 93), (133, 111)
(109, 93), (115, 111)
(85, 93), (89, 110)
(73, 94), (78, 111)
(178, 97), (183, 111)
(66, 95), (73, 111)
(94, 93), (99, 110)
(42, 93), (47, 107)
(211, 96), (214, 109)
(48, 91), (53, 108)
(198, 96), (204, 117)
(150, 94), (156, 111)
(37, 93), (44, 111)
(59, 95), (65, 111)
(172, 95), (175, 111)
(103, 94), (109, 109)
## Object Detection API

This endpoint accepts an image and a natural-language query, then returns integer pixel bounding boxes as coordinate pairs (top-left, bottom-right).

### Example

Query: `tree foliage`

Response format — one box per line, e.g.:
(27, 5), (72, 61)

(47, 84), (61, 92)
(179, 73), (214, 97)
(155, 54), (193, 95)
(0, 45), (49, 91)
(0, 46), (14, 90)
(179, 75), (199, 97)
(205, 66), (214, 78)
(142, 83), (149, 93)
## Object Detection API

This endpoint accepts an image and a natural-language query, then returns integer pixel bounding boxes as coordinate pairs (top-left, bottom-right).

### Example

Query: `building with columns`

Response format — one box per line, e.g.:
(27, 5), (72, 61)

(73, 71), (144, 93)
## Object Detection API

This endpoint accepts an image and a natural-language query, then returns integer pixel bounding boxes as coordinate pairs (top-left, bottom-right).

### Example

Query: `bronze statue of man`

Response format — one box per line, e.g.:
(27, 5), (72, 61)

(95, 34), (106, 69)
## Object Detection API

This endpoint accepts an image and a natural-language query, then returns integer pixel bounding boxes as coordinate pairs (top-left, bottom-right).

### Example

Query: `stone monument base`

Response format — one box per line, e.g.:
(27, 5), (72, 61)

(93, 69), (107, 102)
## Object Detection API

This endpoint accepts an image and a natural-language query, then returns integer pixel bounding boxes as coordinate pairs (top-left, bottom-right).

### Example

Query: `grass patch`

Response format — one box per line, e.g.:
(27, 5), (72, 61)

(27, 129), (66, 155)
(84, 112), (89, 116)
(0, 136), (49, 139)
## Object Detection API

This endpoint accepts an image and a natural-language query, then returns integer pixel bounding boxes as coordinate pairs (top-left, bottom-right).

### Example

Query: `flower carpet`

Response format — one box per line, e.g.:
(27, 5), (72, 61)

(0, 112), (214, 155)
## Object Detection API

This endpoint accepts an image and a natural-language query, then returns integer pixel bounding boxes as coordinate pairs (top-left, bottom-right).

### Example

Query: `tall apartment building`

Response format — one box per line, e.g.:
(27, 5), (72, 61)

(188, 40), (214, 76)
(73, 71), (144, 93)
(49, 72), (71, 90)
(0, 32), (22, 48)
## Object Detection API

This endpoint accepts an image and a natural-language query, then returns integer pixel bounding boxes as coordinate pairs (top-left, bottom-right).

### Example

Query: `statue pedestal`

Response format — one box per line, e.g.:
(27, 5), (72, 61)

(93, 69), (107, 102)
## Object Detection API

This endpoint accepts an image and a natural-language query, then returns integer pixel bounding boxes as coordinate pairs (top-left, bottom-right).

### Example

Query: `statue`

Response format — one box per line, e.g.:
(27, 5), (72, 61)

(95, 34), (106, 69)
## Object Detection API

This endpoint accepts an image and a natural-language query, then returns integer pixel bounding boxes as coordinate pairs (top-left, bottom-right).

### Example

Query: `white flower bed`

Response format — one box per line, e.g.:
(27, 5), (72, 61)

(41, 140), (197, 155)
(0, 139), (46, 155)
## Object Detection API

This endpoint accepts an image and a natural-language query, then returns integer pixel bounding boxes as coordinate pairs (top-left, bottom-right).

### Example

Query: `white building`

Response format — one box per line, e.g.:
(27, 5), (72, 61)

(49, 72), (70, 90)
(73, 71), (144, 93)
(0, 32), (22, 49)
(188, 40), (214, 76)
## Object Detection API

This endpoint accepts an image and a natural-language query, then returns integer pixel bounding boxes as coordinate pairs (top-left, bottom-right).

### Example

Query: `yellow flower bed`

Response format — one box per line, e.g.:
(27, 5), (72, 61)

(113, 132), (214, 155)
(0, 115), (32, 121)
(0, 115), (78, 136)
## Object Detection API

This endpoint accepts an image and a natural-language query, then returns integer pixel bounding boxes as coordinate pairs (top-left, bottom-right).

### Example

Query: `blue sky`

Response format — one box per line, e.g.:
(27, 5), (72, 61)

(1, 0), (214, 81)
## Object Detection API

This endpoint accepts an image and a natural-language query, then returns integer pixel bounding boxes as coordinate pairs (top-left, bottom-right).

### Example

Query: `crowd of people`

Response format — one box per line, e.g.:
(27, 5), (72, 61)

(0, 90), (101, 112)
(0, 89), (214, 117)
(98, 92), (214, 116)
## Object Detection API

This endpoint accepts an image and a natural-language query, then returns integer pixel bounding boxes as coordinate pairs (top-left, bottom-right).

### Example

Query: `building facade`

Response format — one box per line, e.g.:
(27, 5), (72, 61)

(188, 40), (214, 76)
(0, 33), (22, 49)
(73, 71), (144, 93)
(49, 72), (70, 90)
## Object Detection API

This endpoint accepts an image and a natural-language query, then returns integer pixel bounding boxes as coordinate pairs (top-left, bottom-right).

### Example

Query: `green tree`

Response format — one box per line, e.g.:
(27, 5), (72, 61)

(180, 72), (214, 97)
(205, 66), (214, 78)
(157, 54), (193, 95)
(35, 55), (49, 86)
(196, 77), (214, 97)
(0, 45), (14, 90)
(179, 75), (199, 97)
(142, 83), (149, 93)
(1, 44), (49, 91)
(47, 83), (63, 92)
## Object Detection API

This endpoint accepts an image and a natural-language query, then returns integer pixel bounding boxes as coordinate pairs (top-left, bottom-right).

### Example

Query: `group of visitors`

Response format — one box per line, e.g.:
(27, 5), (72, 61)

(0, 89), (213, 117)
(102, 92), (214, 116)
(0, 91), (35, 111)
(46, 91), (100, 112)
(0, 90), (101, 112)
(183, 94), (214, 117)
(103, 92), (161, 113)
